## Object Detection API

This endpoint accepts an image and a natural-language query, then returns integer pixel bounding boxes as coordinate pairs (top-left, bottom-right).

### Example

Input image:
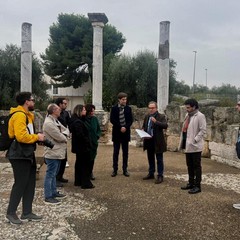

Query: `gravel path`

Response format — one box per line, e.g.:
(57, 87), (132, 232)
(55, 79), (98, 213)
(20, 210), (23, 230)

(1, 145), (240, 240)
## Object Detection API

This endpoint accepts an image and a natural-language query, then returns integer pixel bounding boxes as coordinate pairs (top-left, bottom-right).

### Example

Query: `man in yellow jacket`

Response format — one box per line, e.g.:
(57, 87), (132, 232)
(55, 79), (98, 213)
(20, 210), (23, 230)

(6, 92), (45, 225)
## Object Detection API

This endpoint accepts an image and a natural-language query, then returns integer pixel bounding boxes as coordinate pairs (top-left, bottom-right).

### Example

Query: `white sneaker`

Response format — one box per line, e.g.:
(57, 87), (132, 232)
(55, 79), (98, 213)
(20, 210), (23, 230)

(66, 161), (69, 168)
(233, 203), (240, 209)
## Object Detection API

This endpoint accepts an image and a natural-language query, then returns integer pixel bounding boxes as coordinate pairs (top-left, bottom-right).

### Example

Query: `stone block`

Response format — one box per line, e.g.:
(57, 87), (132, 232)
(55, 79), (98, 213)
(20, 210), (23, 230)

(213, 107), (236, 125)
(167, 122), (181, 135)
(200, 106), (214, 125)
(165, 105), (180, 122)
(95, 111), (109, 143)
(211, 124), (238, 144)
(206, 126), (212, 141)
(202, 141), (210, 158)
(167, 135), (180, 152)
(209, 141), (239, 160)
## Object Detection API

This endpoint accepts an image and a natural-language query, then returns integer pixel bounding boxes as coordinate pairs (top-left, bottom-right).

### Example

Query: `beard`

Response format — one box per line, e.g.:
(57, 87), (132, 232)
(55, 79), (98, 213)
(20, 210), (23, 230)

(28, 106), (35, 111)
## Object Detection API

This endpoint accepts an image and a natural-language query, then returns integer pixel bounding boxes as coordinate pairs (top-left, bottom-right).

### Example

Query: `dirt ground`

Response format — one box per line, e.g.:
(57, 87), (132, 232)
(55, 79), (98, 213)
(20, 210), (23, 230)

(33, 143), (240, 240)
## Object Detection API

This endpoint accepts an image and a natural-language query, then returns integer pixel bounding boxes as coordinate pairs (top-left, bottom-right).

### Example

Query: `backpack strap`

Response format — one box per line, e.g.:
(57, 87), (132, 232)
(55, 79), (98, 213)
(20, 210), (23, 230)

(10, 111), (29, 133)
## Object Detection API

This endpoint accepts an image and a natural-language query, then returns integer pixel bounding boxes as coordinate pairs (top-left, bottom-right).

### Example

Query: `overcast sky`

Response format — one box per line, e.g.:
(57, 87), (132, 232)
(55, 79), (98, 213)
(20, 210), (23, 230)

(1, 0), (240, 88)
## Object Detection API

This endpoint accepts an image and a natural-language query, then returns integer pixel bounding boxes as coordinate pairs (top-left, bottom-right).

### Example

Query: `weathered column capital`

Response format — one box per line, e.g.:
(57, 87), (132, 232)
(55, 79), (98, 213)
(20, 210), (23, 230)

(88, 13), (108, 25)
(91, 22), (105, 28)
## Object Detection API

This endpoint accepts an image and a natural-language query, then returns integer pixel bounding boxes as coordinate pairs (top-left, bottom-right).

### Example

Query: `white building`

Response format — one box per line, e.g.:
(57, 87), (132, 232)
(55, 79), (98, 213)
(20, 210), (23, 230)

(45, 75), (92, 111)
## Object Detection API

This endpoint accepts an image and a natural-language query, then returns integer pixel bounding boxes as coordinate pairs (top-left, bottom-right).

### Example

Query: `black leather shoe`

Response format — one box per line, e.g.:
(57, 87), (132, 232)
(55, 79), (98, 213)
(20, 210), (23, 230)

(155, 176), (163, 184)
(188, 186), (201, 194)
(81, 184), (95, 189)
(143, 174), (154, 180)
(58, 178), (68, 183)
(181, 183), (194, 190)
(111, 171), (117, 177)
(123, 171), (130, 177)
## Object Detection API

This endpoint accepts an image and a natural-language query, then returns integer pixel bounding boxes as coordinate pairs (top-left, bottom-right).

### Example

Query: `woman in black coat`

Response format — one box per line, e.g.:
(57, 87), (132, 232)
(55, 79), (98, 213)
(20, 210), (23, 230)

(69, 104), (94, 189)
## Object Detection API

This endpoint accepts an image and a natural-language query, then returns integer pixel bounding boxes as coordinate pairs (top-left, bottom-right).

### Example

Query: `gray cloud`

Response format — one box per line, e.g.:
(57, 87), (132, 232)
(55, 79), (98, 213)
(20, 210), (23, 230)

(0, 0), (239, 88)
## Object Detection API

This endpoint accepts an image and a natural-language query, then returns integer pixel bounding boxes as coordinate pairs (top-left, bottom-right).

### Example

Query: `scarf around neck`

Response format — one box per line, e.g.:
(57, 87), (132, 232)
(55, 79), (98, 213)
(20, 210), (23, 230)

(182, 109), (198, 132)
(118, 104), (126, 127)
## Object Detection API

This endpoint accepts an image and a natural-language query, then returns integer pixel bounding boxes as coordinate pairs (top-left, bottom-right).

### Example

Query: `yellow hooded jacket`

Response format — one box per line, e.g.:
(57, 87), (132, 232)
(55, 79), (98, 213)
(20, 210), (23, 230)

(8, 106), (38, 143)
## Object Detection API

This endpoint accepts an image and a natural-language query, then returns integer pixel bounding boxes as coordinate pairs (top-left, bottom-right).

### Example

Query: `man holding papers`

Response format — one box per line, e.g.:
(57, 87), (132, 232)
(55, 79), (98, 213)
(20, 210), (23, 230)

(142, 101), (168, 184)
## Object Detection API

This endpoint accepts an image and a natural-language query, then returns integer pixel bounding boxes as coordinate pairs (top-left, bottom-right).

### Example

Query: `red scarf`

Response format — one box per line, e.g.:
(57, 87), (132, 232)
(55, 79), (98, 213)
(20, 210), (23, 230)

(182, 116), (190, 132)
(182, 110), (198, 132)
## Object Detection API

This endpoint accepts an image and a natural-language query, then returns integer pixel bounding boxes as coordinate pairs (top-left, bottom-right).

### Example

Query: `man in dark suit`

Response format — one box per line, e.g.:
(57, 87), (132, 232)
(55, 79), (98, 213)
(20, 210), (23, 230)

(110, 92), (133, 177)
(55, 98), (71, 185)
(142, 101), (168, 184)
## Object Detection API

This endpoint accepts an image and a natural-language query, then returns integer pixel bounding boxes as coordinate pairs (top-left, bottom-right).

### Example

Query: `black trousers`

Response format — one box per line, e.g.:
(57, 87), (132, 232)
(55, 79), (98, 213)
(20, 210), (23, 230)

(7, 158), (36, 215)
(75, 152), (92, 187)
(56, 153), (67, 180)
(185, 152), (202, 187)
(146, 138), (164, 176)
(113, 141), (129, 172)
(89, 148), (98, 174)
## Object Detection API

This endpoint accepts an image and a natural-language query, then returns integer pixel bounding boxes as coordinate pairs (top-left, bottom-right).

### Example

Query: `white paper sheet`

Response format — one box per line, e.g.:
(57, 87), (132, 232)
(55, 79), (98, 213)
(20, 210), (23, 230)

(135, 129), (152, 139)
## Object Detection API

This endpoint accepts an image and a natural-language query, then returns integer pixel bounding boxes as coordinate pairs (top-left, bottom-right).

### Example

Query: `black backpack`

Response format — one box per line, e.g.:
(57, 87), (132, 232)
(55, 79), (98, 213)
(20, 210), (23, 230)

(0, 111), (27, 151)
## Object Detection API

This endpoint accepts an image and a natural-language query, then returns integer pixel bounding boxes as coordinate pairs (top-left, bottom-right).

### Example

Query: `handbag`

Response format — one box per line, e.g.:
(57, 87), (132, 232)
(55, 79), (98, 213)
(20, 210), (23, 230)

(236, 128), (240, 159)
(6, 139), (35, 161)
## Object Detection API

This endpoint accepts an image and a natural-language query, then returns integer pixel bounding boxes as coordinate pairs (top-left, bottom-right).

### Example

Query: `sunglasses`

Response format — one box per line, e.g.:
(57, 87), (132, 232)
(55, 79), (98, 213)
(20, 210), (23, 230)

(28, 98), (35, 102)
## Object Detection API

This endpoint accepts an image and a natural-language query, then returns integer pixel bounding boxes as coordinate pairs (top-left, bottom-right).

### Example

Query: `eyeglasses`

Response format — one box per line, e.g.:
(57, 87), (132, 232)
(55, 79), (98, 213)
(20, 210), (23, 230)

(148, 107), (156, 109)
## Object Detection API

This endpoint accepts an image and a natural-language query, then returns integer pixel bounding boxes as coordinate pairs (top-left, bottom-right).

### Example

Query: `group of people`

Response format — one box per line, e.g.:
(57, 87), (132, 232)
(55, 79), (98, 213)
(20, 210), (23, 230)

(42, 100), (101, 207)
(110, 92), (169, 186)
(5, 92), (100, 224)
(6, 90), (239, 225)
(70, 103), (101, 189)
(110, 93), (206, 195)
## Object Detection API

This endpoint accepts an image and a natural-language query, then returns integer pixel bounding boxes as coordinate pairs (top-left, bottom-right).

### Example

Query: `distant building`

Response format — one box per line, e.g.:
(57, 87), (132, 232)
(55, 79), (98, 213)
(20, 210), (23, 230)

(45, 75), (92, 111)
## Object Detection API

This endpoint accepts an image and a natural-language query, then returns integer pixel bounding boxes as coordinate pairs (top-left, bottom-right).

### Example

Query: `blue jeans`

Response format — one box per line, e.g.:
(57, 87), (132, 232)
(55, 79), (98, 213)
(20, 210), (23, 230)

(44, 158), (61, 199)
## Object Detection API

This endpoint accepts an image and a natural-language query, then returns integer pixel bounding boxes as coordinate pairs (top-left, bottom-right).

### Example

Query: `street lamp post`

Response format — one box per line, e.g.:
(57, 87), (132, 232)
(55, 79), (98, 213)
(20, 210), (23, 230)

(192, 50), (197, 93)
(205, 68), (208, 87)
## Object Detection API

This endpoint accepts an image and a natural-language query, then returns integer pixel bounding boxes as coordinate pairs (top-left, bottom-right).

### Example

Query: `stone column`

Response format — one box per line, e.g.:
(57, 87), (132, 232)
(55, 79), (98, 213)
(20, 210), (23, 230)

(157, 21), (170, 113)
(21, 22), (32, 92)
(88, 13), (108, 110)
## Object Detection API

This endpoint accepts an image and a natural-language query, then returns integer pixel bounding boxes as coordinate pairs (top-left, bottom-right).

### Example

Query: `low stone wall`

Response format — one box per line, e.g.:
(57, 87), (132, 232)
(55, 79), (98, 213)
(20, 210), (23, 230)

(115, 103), (240, 168)
(1, 103), (240, 168)
(165, 102), (240, 168)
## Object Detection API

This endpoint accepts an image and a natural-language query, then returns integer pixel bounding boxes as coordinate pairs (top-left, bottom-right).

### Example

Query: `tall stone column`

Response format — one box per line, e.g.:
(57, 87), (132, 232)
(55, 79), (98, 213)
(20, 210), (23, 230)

(21, 22), (32, 92)
(157, 21), (170, 113)
(88, 13), (108, 110)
